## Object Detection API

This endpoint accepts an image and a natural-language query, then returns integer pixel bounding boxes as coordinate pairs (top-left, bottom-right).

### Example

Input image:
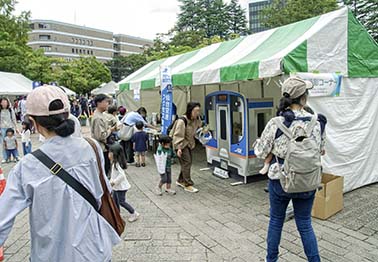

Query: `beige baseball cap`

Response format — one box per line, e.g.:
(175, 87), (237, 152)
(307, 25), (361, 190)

(26, 85), (70, 116)
(281, 77), (313, 99)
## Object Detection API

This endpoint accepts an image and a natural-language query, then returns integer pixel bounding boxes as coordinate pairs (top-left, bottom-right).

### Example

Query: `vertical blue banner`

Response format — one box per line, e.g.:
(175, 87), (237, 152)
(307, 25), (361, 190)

(160, 66), (173, 135)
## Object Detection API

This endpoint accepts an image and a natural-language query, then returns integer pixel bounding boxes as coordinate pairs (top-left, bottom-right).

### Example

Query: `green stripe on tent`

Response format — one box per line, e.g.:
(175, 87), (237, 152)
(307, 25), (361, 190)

(141, 79), (156, 89)
(170, 49), (200, 69)
(128, 59), (166, 83)
(220, 61), (260, 82)
(172, 72), (193, 86)
(119, 83), (129, 91)
(283, 41), (308, 74)
(177, 38), (244, 74)
(220, 16), (319, 82)
(348, 10), (378, 77)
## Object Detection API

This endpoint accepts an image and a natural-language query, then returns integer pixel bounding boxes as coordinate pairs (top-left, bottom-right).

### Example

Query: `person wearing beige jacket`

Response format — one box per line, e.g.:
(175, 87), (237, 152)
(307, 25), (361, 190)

(172, 102), (202, 193)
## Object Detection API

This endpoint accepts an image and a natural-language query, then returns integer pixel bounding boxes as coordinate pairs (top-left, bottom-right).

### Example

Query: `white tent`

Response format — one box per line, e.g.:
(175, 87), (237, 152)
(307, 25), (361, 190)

(60, 86), (76, 96)
(0, 71), (33, 95)
(117, 7), (378, 192)
(91, 81), (118, 95)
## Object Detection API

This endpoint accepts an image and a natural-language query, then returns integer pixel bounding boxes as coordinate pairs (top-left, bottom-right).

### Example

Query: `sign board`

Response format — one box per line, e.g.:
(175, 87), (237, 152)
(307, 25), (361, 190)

(291, 73), (342, 97)
(160, 66), (173, 135)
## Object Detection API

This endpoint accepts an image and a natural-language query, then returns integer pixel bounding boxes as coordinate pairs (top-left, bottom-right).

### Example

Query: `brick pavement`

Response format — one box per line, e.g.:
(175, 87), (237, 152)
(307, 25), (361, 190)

(2, 128), (378, 261)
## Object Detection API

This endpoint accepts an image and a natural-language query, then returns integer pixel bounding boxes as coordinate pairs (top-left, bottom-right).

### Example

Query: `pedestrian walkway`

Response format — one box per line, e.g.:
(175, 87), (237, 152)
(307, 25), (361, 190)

(2, 129), (378, 261)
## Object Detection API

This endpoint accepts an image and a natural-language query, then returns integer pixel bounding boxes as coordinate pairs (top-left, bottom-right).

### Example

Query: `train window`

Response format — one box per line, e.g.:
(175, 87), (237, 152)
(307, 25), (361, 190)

(207, 109), (216, 140)
(220, 110), (227, 140)
(230, 96), (244, 144)
(257, 113), (265, 137)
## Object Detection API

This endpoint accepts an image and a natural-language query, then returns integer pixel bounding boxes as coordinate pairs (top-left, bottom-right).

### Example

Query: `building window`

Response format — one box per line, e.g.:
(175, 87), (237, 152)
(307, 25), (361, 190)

(75, 38), (78, 44)
(29, 24), (35, 30)
(91, 50), (93, 55)
(38, 23), (49, 29)
(76, 49), (78, 54)
(79, 49), (82, 54)
(79, 39), (82, 45)
(87, 50), (90, 55)
(39, 35), (51, 40)
(39, 46), (52, 52)
(90, 40), (93, 46)
(72, 38), (75, 43)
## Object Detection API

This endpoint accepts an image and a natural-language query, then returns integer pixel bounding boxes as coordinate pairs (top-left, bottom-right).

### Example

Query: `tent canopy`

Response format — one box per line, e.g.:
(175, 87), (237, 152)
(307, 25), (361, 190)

(118, 7), (378, 91)
(0, 71), (33, 95)
(92, 81), (118, 95)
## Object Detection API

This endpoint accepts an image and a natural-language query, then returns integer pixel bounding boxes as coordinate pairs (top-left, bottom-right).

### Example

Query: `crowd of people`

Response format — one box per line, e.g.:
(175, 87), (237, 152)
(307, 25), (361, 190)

(0, 76), (326, 262)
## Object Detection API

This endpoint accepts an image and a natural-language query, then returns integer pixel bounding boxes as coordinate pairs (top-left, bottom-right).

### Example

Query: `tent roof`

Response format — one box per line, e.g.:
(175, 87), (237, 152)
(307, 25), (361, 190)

(0, 71), (33, 95)
(60, 86), (76, 96)
(92, 81), (118, 95)
(118, 7), (378, 91)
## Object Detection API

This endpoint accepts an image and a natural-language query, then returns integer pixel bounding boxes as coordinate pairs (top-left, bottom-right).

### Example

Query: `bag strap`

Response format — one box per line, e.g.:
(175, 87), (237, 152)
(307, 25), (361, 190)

(31, 149), (99, 211)
(273, 117), (293, 139)
(84, 137), (110, 195)
(305, 113), (318, 136)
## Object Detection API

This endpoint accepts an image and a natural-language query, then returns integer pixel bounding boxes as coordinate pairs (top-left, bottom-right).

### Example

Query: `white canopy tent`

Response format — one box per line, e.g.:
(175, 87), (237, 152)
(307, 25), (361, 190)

(0, 71), (33, 95)
(91, 81), (118, 95)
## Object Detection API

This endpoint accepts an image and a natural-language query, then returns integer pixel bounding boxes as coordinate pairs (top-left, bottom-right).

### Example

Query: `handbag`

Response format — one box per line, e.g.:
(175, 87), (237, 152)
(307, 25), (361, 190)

(119, 123), (135, 141)
(154, 151), (168, 174)
(31, 138), (125, 236)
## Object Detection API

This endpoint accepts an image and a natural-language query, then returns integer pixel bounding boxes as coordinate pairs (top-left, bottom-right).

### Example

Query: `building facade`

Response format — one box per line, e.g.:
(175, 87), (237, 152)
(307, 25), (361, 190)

(248, 0), (273, 34)
(28, 20), (153, 62)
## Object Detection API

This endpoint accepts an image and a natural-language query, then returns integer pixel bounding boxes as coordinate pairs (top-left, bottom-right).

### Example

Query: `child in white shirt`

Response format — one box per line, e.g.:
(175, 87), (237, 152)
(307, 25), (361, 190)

(109, 143), (140, 223)
(21, 121), (32, 156)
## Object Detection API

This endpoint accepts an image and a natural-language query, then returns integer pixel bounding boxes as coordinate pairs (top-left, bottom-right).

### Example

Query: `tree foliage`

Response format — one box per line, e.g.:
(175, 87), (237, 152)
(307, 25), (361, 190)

(341, 0), (377, 42)
(261, 0), (338, 28)
(106, 54), (148, 83)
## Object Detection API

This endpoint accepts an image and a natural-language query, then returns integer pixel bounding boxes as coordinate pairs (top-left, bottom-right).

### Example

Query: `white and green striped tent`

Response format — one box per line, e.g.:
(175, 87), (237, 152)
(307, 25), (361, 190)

(118, 7), (378, 192)
(118, 7), (378, 92)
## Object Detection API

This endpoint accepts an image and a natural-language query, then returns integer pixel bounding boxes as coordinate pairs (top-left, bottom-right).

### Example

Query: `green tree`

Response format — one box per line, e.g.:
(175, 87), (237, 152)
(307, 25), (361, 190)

(0, 0), (33, 74)
(341, 0), (377, 42)
(57, 57), (111, 93)
(176, 0), (203, 31)
(261, 0), (338, 28)
(106, 54), (148, 82)
(226, 0), (249, 36)
(23, 49), (59, 84)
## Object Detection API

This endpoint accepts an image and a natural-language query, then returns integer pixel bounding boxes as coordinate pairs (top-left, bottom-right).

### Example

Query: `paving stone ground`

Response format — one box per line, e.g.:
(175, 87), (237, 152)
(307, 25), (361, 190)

(2, 126), (378, 261)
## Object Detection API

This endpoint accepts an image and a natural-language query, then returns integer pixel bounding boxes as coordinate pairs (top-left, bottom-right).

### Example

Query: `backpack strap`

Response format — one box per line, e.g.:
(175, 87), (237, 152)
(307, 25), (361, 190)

(273, 117), (293, 139)
(305, 113), (318, 137)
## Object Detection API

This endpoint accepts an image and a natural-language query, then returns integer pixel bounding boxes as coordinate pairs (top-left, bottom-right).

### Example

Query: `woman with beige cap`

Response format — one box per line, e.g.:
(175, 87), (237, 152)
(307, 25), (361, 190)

(0, 85), (120, 261)
(255, 77), (326, 262)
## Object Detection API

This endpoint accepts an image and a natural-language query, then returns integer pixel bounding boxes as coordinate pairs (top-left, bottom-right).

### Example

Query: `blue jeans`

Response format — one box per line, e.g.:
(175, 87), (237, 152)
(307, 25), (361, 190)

(22, 142), (32, 155)
(1, 127), (8, 160)
(267, 179), (320, 262)
(6, 149), (19, 160)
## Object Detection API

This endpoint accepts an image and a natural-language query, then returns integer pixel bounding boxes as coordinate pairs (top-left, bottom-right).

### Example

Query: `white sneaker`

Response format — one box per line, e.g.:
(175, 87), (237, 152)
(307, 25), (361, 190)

(184, 186), (199, 193)
(1, 160), (6, 164)
(176, 181), (185, 188)
(259, 163), (270, 175)
(165, 189), (176, 195)
(128, 211), (140, 222)
(155, 187), (163, 196)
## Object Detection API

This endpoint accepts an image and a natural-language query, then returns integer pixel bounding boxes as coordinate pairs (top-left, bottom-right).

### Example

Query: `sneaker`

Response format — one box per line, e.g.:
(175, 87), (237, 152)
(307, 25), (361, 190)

(128, 211), (140, 222)
(165, 189), (176, 195)
(1, 160), (6, 164)
(136, 163), (141, 167)
(141, 163), (146, 167)
(155, 187), (163, 196)
(175, 181), (185, 188)
(184, 186), (199, 193)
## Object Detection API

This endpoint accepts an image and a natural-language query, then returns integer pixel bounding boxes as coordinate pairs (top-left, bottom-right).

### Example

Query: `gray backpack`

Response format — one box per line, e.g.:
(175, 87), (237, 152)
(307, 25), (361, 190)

(273, 115), (322, 193)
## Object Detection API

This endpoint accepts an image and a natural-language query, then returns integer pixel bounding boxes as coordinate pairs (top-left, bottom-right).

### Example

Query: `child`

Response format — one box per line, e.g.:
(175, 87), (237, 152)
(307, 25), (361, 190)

(156, 135), (176, 196)
(131, 121), (148, 167)
(4, 128), (19, 163)
(21, 121), (32, 156)
(108, 143), (140, 223)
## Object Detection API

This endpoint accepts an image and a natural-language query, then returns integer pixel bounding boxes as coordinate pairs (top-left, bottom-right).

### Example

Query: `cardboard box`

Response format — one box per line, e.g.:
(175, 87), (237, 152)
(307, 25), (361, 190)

(312, 173), (344, 220)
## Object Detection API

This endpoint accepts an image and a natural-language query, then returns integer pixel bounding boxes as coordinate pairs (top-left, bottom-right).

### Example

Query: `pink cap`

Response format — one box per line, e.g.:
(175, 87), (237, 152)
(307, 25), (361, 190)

(26, 85), (70, 116)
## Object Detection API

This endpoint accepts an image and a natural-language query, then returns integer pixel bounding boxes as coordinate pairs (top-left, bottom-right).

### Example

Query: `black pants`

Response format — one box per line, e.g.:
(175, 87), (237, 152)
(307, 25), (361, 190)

(121, 140), (135, 164)
(82, 107), (90, 117)
(112, 190), (135, 214)
(103, 151), (111, 178)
